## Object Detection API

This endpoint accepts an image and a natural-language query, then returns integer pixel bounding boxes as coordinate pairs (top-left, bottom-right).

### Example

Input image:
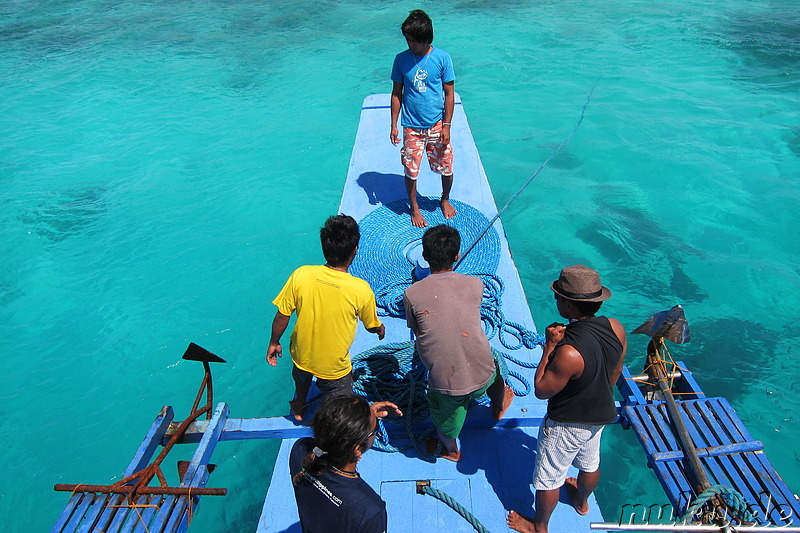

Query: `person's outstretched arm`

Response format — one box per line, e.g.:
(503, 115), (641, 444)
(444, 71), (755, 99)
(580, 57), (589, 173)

(266, 311), (290, 366)
(371, 401), (403, 418)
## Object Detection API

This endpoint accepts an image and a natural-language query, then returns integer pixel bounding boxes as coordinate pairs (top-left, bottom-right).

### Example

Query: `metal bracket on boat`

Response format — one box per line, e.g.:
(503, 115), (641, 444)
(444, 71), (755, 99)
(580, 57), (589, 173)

(415, 480), (431, 494)
(54, 342), (228, 498)
(629, 371), (683, 382)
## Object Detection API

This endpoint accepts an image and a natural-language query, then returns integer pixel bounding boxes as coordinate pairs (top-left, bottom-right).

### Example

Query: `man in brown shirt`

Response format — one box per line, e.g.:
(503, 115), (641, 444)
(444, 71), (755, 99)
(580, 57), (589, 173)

(404, 225), (514, 461)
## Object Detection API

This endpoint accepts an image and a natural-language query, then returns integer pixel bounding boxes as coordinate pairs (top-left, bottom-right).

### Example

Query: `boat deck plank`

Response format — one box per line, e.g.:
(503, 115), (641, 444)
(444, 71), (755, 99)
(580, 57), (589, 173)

(684, 400), (756, 506)
(75, 494), (111, 533)
(92, 494), (125, 533)
(624, 403), (693, 510)
(105, 495), (144, 533)
(127, 495), (163, 533)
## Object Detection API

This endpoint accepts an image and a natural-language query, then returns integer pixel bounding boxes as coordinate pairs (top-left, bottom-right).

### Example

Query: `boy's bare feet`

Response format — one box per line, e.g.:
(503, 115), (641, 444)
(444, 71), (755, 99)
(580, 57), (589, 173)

(441, 198), (456, 220)
(425, 437), (462, 462)
(492, 385), (515, 420)
(288, 399), (305, 421)
(507, 510), (537, 533)
(439, 449), (461, 462)
(411, 208), (428, 227)
(565, 477), (590, 515)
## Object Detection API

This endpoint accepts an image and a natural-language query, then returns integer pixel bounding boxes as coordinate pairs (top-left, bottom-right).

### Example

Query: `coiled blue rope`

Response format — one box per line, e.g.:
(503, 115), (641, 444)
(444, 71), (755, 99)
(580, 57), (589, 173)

(353, 342), (521, 459)
(350, 198), (544, 349)
(350, 198), (544, 454)
(350, 197), (501, 316)
(681, 484), (759, 525)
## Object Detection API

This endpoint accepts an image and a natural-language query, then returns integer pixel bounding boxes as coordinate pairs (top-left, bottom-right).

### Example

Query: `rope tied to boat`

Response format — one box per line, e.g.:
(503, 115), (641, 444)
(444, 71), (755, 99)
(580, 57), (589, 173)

(417, 483), (492, 533)
(681, 484), (759, 525)
(352, 341), (528, 459)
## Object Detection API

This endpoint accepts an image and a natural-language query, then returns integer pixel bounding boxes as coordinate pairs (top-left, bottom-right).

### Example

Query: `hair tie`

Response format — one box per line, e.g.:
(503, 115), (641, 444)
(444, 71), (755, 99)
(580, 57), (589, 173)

(312, 446), (327, 457)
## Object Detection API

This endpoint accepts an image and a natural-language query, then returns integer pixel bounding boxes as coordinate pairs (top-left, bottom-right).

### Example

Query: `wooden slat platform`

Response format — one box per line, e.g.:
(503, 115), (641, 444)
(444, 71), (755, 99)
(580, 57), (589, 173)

(621, 396), (800, 525)
(52, 403), (229, 533)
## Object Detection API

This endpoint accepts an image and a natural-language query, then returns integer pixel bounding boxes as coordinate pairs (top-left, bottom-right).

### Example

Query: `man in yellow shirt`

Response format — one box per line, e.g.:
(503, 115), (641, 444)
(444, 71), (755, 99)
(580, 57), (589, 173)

(267, 215), (385, 421)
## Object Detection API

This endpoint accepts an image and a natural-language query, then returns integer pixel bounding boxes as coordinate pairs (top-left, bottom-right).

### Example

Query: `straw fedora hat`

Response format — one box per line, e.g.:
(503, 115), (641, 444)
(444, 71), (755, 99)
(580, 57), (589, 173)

(550, 264), (611, 302)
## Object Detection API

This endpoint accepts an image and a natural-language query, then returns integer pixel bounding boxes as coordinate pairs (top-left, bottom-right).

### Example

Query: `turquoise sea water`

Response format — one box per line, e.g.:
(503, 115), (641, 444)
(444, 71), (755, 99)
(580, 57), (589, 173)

(1, 0), (798, 530)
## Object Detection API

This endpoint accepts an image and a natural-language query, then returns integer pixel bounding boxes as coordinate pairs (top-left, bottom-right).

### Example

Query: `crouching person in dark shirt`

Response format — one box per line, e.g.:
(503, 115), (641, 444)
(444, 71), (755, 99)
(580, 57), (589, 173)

(290, 395), (403, 533)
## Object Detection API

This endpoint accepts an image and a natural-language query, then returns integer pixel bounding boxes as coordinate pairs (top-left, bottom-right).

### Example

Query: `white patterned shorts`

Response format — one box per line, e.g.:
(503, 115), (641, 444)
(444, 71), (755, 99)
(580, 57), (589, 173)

(532, 416), (605, 491)
(401, 121), (453, 179)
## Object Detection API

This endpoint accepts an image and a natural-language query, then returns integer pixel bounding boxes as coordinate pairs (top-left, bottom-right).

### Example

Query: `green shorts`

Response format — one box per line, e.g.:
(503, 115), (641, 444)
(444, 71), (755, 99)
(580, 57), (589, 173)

(427, 370), (497, 439)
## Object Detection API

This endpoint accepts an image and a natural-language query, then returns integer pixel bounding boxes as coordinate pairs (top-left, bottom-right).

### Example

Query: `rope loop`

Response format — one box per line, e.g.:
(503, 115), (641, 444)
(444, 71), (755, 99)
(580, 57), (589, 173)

(681, 484), (759, 525)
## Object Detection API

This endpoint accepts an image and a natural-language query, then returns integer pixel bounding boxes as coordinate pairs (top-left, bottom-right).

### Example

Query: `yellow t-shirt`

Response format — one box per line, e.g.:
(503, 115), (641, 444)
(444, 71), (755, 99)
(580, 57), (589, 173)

(272, 265), (382, 380)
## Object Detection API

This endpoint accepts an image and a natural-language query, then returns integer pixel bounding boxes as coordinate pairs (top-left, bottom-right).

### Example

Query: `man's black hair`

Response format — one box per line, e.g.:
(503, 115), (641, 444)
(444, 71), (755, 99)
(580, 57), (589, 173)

(293, 395), (374, 482)
(422, 224), (460, 272)
(320, 215), (360, 267)
(401, 9), (434, 45)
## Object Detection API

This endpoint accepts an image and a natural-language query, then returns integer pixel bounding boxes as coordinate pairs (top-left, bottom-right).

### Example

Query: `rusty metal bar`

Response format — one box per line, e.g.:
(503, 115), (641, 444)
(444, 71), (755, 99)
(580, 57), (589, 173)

(204, 360), (213, 420)
(53, 484), (227, 496)
(190, 372), (210, 416)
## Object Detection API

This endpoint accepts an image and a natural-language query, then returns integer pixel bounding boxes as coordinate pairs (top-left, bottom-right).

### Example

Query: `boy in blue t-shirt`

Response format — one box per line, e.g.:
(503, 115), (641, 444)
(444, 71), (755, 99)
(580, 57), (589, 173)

(390, 10), (456, 228)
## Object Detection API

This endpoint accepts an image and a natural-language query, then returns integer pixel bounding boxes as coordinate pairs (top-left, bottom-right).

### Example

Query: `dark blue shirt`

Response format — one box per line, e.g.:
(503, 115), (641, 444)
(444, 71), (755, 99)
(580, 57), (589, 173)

(289, 438), (387, 533)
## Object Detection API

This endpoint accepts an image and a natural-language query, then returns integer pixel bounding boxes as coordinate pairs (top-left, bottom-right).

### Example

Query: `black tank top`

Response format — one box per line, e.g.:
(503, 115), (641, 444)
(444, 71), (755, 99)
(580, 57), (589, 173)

(547, 316), (623, 425)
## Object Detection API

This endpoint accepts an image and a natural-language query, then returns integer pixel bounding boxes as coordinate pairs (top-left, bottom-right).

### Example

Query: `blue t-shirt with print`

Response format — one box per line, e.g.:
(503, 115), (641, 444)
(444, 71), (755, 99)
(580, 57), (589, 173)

(290, 438), (387, 533)
(391, 47), (455, 129)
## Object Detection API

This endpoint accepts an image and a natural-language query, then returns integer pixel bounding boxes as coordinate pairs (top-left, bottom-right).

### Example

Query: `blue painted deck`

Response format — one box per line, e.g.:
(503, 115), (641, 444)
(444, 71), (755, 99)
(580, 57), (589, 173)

(256, 94), (605, 532)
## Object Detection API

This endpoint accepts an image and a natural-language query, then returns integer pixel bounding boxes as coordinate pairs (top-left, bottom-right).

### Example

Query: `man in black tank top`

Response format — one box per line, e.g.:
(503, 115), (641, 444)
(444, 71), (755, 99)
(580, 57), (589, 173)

(507, 265), (627, 533)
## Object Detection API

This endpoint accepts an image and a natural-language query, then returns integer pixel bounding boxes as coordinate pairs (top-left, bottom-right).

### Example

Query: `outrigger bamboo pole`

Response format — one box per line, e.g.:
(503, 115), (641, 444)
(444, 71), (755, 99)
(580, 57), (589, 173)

(646, 337), (711, 495)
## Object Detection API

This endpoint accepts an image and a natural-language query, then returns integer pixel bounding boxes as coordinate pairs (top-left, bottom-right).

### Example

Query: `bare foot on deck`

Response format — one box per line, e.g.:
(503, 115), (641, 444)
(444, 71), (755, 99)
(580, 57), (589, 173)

(565, 477), (590, 515)
(439, 449), (461, 462)
(425, 437), (461, 462)
(492, 385), (515, 420)
(441, 198), (456, 220)
(410, 208), (428, 227)
(507, 510), (537, 533)
(289, 399), (305, 421)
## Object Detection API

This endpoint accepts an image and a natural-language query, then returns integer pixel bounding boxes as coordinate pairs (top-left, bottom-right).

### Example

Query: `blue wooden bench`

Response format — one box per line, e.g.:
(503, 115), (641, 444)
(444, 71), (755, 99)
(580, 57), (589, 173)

(620, 395), (799, 526)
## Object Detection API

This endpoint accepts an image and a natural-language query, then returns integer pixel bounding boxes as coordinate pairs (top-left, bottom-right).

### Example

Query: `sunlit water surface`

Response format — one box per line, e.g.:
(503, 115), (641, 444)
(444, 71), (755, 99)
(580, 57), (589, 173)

(1, 0), (798, 530)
